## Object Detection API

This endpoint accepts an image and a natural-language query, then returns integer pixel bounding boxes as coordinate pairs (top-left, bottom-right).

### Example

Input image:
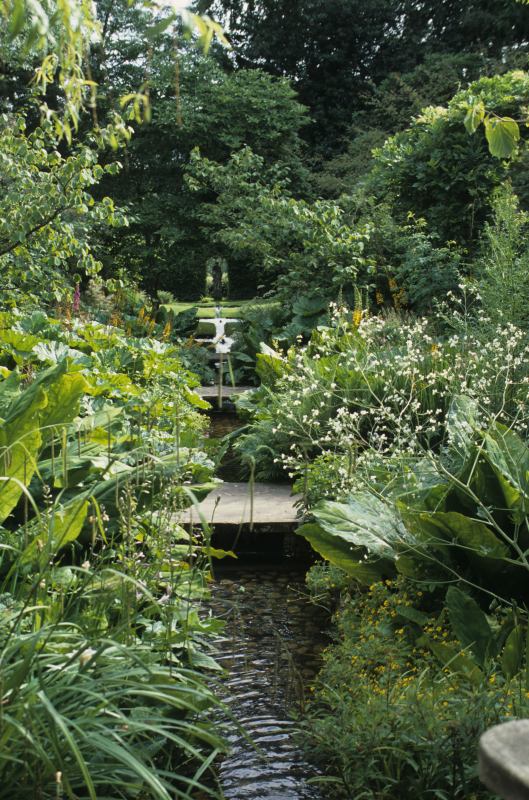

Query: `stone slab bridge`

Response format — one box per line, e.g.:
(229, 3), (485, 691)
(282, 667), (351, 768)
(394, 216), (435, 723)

(182, 482), (302, 532)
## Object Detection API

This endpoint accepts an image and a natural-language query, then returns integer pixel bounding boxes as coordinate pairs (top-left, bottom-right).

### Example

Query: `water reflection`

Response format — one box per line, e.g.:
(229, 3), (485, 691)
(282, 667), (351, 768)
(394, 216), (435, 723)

(209, 566), (326, 800)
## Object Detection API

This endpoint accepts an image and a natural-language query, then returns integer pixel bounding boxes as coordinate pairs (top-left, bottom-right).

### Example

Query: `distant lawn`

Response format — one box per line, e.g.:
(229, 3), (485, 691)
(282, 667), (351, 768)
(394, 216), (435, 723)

(165, 298), (278, 319)
(196, 319), (240, 336)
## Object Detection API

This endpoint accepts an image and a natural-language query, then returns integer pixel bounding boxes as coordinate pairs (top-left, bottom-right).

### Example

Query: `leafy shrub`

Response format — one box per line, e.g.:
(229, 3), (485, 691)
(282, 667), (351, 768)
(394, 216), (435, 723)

(230, 296), (330, 385)
(369, 71), (529, 246)
(0, 309), (225, 797)
(236, 308), (529, 486)
(303, 575), (529, 800)
(157, 289), (177, 305)
(297, 395), (529, 607)
(0, 115), (123, 309)
(187, 146), (374, 300)
(351, 200), (463, 314)
(230, 301), (287, 385)
(293, 452), (356, 509)
(475, 185), (529, 328)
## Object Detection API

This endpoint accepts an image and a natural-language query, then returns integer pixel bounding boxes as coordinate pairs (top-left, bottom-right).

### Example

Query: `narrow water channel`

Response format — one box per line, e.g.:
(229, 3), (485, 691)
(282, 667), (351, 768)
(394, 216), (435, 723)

(203, 402), (327, 799)
(209, 562), (327, 800)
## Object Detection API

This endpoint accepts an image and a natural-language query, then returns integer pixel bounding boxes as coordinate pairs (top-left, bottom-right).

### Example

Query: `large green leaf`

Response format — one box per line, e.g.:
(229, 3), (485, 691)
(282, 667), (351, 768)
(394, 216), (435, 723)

(401, 510), (509, 560)
(312, 494), (406, 559)
(184, 386), (210, 411)
(74, 406), (123, 432)
(3, 363), (61, 425)
(394, 552), (447, 582)
(20, 496), (90, 564)
(386, 459), (450, 512)
(464, 100), (485, 134)
(0, 364), (90, 521)
(483, 424), (529, 520)
(426, 639), (483, 686)
(295, 522), (393, 583)
(256, 348), (287, 385)
(502, 625), (525, 680)
(33, 340), (89, 365)
(0, 385), (47, 523)
(0, 329), (40, 363)
(39, 370), (90, 442)
(0, 370), (22, 417)
(292, 293), (327, 317)
(446, 586), (493, 666)
(446, 395), (480, 466)
(54, 454), (130, 489)
(484, 116), (520, 159)
(395, 605), (429, 626)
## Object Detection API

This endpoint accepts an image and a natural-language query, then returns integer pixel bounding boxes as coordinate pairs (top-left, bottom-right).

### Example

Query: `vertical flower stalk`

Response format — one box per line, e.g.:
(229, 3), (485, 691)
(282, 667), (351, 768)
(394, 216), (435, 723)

(73, 283), (81, 314)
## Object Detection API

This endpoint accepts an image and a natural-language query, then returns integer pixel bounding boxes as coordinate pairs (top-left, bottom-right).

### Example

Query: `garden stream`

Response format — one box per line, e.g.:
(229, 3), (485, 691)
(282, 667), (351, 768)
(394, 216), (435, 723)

(203, 393), (327, 799)
(209, 564), (326, 800)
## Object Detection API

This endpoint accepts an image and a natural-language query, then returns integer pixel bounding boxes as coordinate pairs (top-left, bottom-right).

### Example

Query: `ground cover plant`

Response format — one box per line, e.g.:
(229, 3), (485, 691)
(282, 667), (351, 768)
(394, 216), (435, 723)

(302, 571), (529, 799)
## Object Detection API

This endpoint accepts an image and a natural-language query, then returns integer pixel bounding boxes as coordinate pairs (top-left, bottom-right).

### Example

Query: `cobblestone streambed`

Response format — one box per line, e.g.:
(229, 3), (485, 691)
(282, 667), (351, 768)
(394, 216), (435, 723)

(208, 565), (327, 800)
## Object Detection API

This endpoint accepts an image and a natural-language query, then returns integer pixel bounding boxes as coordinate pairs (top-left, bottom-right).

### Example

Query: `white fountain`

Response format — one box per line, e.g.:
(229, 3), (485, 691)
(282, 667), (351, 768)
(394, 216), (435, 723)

(197, 306), (240, 408)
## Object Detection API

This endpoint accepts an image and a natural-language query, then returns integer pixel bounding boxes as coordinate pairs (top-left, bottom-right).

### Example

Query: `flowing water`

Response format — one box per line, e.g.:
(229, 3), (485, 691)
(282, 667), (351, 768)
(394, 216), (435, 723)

(198, 326), (326, 800)
(209, 563), (327, 800)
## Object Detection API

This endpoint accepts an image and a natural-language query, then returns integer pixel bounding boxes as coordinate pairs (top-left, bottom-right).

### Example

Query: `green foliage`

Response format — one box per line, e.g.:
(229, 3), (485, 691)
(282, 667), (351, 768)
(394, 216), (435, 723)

(95, 46), (309, 299)
(0, 115), (124, 307)
(199, 0), (529, 155)
(391, 228), (461, 313)
(188, 146), (373, 299)
(297, 396), (529, 604)
(0, 308), (224, 796)
(302, 574), (529, 799)
(465, 101), (521, 158)
(370, 71), (529, 245)
(445, 587), (495, 667)
(0, 308), (214, 529)
(229, 301), (286, 385)
(359, 203), (463, 313)
(236, 307), (529, 484)
(316, 52), (509, 196)
(0, 0), (228, 137)
(475, 185), (529, 328)
(0, 627), (222, 799)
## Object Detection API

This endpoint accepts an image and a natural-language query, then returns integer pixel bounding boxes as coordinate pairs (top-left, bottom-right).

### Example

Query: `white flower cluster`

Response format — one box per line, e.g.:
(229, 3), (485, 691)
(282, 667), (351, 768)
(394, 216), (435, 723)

(261, 310), (529, 497)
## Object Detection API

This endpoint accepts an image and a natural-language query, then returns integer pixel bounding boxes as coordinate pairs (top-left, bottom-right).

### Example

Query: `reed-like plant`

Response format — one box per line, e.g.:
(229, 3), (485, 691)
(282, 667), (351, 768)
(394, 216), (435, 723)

(0, 309), (226, 798)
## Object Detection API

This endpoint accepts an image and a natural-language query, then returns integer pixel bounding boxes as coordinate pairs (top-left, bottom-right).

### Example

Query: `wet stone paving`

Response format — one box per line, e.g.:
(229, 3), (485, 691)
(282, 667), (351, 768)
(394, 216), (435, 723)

(208, 566), (327, 800)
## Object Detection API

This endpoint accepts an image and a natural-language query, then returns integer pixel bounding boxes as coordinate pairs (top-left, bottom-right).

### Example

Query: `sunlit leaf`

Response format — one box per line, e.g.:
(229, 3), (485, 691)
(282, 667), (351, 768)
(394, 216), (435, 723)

(484, 116), (520, 158)
(464, 100), (485, 134)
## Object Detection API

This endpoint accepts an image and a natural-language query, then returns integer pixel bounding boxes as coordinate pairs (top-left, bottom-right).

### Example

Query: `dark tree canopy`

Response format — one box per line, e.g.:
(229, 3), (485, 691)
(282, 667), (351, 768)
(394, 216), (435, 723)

(196, 0), (529, 152)
(90, 5), (309, 298)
